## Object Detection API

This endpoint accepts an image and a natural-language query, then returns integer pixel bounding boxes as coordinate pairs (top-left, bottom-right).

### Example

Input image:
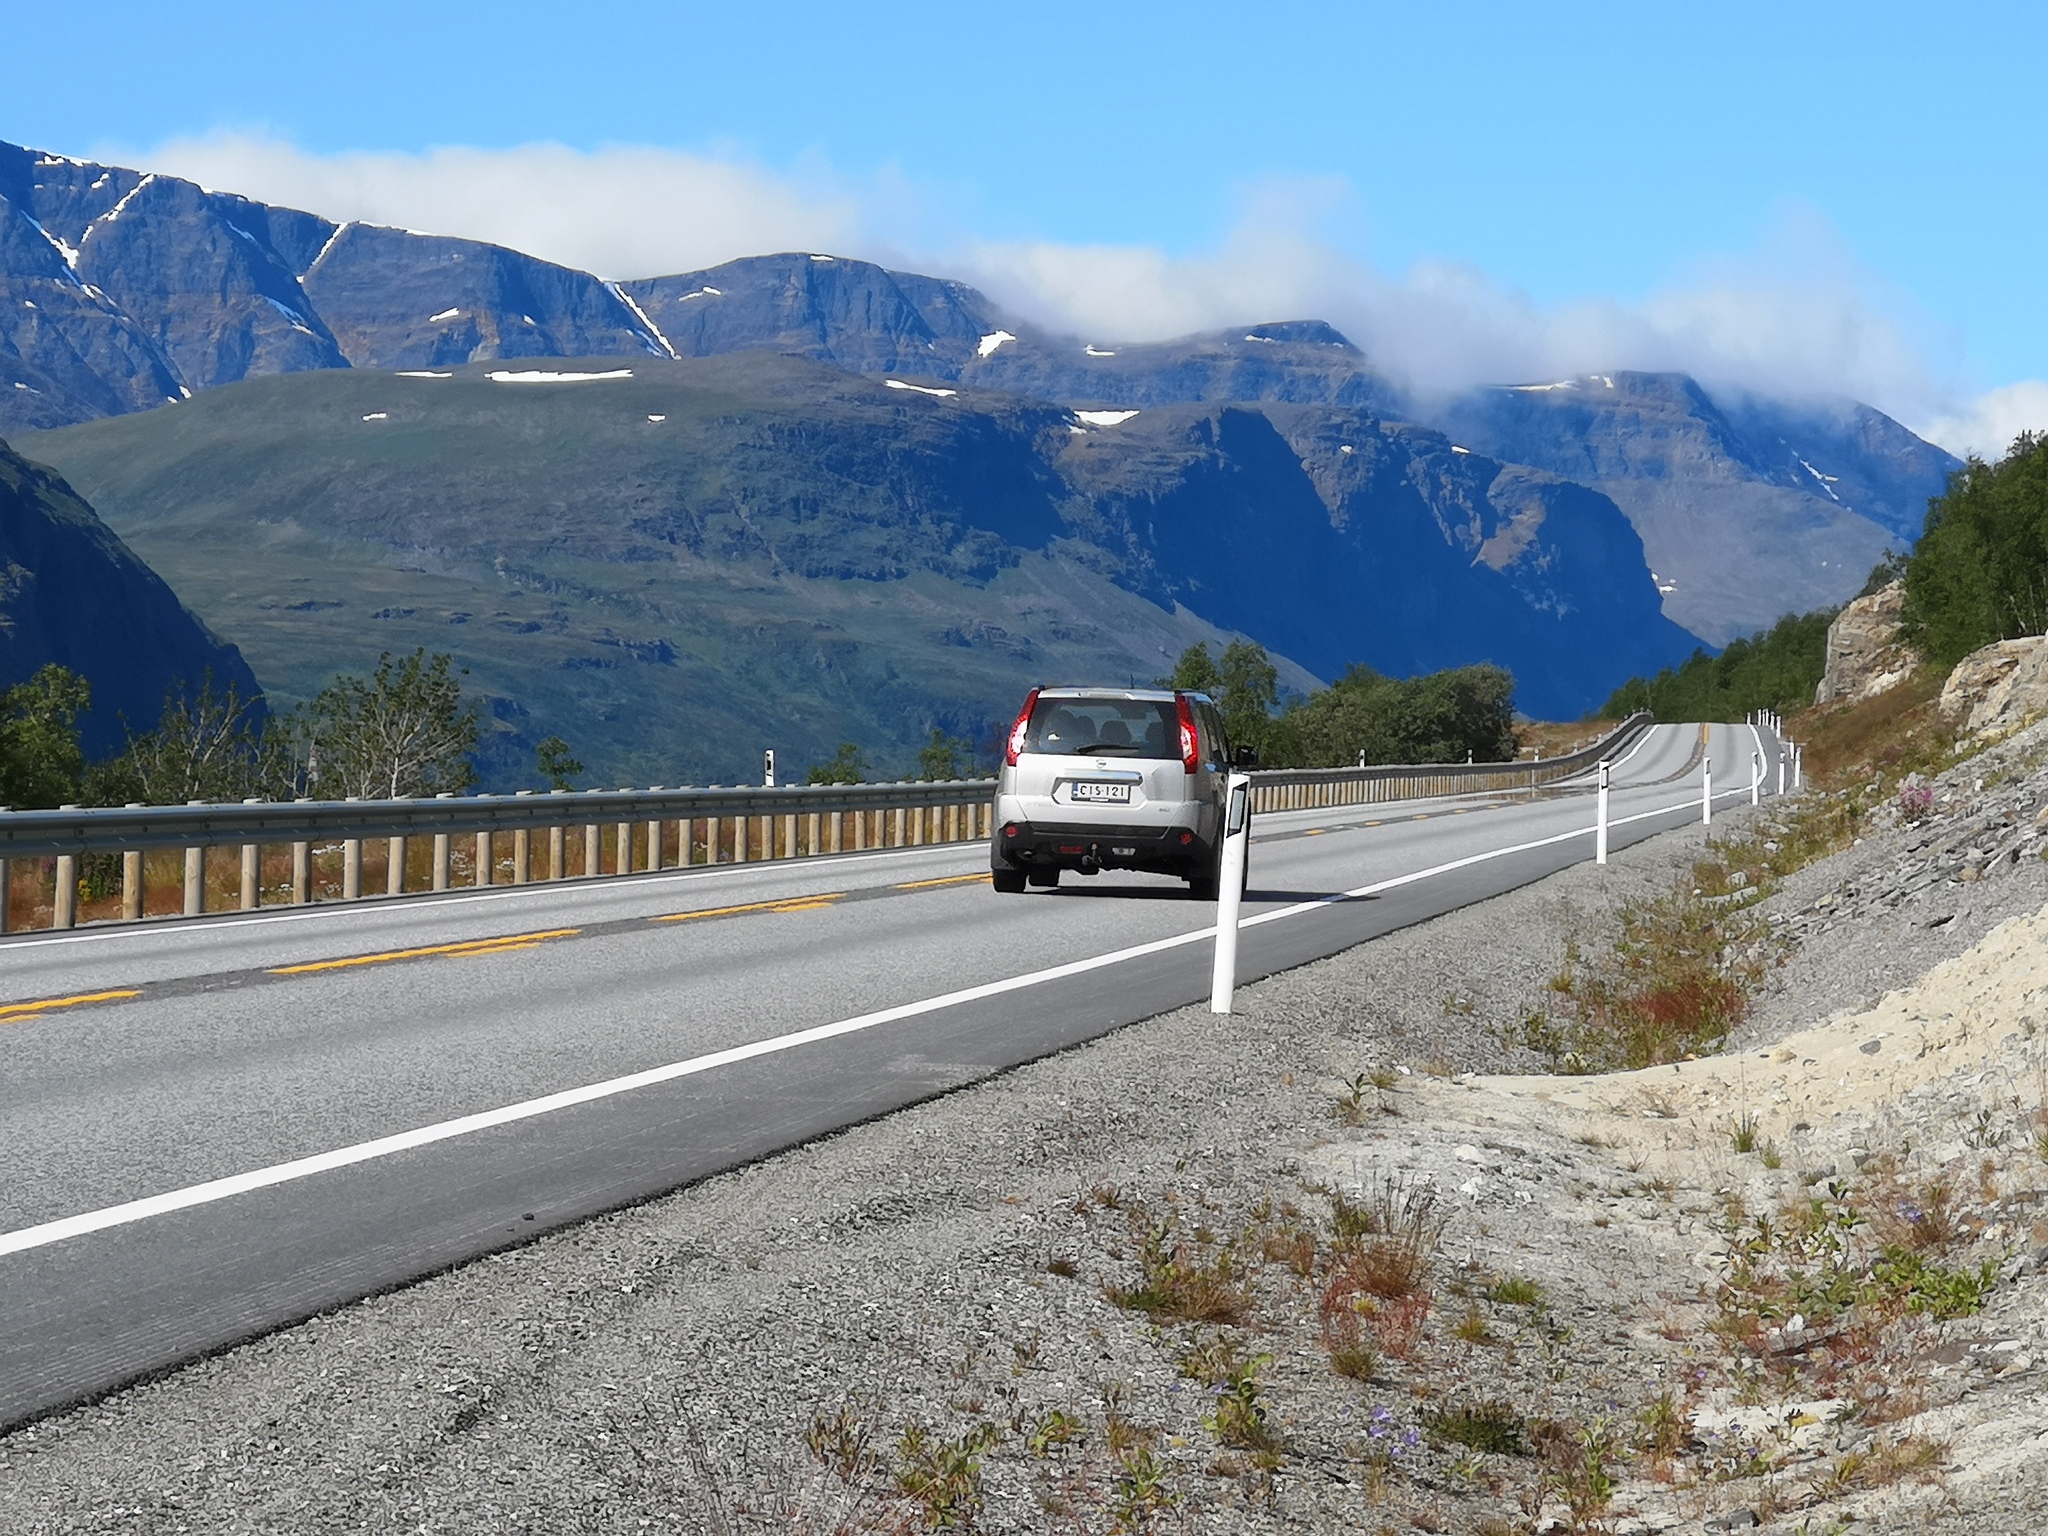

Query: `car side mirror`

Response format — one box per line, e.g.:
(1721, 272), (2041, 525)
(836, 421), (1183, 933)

(1232, 745), (1260, 769)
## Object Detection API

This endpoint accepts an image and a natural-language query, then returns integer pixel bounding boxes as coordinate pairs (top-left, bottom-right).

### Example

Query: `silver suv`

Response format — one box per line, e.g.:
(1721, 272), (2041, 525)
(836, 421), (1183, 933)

(989, 686), (1252, 899)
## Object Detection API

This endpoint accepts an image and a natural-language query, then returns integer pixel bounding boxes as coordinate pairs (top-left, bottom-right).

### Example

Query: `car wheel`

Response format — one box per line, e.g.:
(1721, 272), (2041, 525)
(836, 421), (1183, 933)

(1187, 870), (1219, 901)
(1027, 867), (1061, 888)
(991, 867), (1027, 893)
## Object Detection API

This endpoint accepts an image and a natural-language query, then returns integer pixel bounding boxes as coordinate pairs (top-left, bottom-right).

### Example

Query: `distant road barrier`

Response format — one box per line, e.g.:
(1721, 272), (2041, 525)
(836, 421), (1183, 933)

(0, 713), (1650, 934)
(1246, 711), (1650, 813)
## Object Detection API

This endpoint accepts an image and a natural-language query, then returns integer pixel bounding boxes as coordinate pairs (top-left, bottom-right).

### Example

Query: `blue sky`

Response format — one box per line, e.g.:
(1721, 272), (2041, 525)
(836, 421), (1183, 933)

(6, 0), (2043, 449)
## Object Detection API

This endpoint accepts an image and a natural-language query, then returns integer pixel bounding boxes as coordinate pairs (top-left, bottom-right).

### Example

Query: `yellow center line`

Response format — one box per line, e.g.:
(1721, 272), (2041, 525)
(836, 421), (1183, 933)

(270, 929), (580, 975)
(1412, 813), (1430, 821)
(1304, 828), (1326, 837)
(652, 894), (846, 924)
(0, 989), (142, 1024)
(896, 873), (993, 890)
(1365, 820), (1382, 827)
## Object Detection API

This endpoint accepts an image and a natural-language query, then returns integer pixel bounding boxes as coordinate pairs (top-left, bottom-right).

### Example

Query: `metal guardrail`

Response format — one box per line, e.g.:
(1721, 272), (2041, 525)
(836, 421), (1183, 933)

(0, 713), (1651, 933)
(1247, 711), (1651, 813)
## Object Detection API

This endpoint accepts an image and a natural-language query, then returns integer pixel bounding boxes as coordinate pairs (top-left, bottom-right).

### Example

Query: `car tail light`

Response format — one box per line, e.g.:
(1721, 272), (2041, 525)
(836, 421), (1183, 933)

(1003, 823), (1019, 838)
(1179, 830), (1194, 844)
(1175, 693), (1200, 774)
(1005, 688), (1040, 767)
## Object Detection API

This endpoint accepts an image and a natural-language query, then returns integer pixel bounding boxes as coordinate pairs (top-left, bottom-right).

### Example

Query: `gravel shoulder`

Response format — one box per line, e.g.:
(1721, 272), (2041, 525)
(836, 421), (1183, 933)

(5, 734), (2048, 1535)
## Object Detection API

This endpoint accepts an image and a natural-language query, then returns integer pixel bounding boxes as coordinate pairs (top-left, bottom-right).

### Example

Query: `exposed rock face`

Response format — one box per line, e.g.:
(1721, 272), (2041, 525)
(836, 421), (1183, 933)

(1939, 635), (2048, 735)
(1439, 375), (1957, 644)
(1815, 581), (1916, 705)
(0, 435), (261, 754)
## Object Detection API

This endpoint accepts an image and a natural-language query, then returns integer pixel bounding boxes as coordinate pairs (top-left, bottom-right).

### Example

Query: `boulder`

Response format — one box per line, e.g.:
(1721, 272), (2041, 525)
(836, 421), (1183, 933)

(1939, 636), (2048, 735)
(1815, 582), (1916, 705)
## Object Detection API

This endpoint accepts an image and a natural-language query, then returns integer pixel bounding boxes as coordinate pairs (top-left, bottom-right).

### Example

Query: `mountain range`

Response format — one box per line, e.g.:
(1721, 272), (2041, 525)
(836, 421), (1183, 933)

(0, 139), (1963, 780)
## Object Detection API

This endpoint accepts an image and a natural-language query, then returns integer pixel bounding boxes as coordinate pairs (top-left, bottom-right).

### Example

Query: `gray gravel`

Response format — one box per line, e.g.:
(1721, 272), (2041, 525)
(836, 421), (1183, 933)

(3, 753), (2045, 1534)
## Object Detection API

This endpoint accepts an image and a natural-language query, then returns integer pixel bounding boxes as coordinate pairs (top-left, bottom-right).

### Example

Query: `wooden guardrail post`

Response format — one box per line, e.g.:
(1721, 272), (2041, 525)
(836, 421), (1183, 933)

(615, 807), (634, 873)
(53, 804), (80, 929)
(292, 801), (312, 904)
(433, 793), (454, 890)
(731, 814), (747, 865)
(583, 816), (599, 878)
(475, 827), (492, 888)
(512, 791), (533, 884)
(184, 800), (206, 916)
(342, 823), (362, 901)
(647, 805), (663, 872)
(387, 830), (407, 896)
(241, 798), (262, 910)
(123, 802), (145, 919)
(548, 791), (569, 880)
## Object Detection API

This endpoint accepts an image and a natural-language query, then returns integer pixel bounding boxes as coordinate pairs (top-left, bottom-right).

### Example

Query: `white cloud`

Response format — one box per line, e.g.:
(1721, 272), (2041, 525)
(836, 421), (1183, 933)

(117, 135), (2021, 440)
(133, 133), (860, 280)
(1918, 381), (2048, 460)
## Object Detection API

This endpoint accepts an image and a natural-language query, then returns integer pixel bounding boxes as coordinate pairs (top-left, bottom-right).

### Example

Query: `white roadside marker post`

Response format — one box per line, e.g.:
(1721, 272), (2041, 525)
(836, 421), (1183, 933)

(1209, 772), (1252, 1015)
(1751, 751), (1762, 806)
(1778, 754), (1786, 796)
(1702, 755), (1713, 826)
(1595, 758), (1610, 866)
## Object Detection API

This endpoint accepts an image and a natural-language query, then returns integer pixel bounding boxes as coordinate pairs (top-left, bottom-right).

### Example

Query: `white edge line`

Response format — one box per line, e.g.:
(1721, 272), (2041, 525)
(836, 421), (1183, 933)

(0, 784), (1747, 1258)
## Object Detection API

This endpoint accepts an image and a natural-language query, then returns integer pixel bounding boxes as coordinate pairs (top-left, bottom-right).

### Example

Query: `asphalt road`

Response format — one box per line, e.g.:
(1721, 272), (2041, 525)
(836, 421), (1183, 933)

(0, 721), (1781, 1428)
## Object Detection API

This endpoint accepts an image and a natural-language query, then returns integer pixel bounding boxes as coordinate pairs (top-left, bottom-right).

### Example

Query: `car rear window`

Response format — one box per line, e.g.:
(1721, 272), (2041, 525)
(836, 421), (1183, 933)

(1025, 698), (1179, 758)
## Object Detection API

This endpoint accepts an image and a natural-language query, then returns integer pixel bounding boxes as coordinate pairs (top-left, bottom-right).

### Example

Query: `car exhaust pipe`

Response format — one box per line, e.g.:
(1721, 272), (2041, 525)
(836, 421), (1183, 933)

(1079, 845), (1102, 875)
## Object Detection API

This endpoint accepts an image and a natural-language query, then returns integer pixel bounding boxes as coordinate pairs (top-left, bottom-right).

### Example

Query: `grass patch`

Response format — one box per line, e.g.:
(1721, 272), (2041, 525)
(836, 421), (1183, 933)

(1103, 1211), (1249, 1324)
(1421, 1400), (1528, 1456)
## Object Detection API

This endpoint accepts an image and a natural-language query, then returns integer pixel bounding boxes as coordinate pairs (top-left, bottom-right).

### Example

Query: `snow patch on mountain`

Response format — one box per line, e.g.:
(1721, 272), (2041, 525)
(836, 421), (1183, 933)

(976, 330), (1016, 359)
(885, 379), (956, 398)
(487, 369), (634, 384)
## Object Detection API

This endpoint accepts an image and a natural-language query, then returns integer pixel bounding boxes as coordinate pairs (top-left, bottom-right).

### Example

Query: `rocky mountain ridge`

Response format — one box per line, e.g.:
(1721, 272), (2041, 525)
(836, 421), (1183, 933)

(0, 140), (1958, 645)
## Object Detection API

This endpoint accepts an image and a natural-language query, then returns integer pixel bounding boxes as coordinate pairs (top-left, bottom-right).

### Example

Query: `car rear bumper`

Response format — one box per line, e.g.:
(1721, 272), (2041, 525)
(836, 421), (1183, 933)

(990, 816), (1214, 876)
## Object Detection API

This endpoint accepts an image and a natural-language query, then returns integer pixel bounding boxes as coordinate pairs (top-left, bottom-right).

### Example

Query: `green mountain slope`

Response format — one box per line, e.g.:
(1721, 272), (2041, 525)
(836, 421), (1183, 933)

(18, 356), (1306, 784)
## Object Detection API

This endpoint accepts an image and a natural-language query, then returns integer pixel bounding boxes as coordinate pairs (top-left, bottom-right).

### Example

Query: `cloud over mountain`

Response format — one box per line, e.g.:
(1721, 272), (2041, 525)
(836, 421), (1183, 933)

(118, 134), (2046, 459)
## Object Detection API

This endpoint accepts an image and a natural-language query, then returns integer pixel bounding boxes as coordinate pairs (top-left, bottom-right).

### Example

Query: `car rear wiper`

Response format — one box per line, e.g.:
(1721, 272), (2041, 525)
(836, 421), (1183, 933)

(1075, 742), (1142, 754)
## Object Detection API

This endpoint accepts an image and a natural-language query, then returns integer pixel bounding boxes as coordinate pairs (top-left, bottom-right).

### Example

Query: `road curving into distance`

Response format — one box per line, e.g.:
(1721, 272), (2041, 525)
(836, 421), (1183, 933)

(0, 721), (1779, 1427)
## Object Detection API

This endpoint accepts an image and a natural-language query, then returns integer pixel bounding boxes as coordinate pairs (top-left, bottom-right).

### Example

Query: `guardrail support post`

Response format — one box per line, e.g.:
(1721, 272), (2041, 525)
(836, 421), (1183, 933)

(387, 834), (406, 896)
(892, 807), (906, 847)
(476, 829), (492, 887)
(1595, 760), (1610, 866)
(616, 813), (634, 873)
(780, 812), (796, 859)
(123, 802), (145, 919)
(343, 835), (361, 901)
(1702, 756), (1713, 827)
(584, 820), (599, 876)
(434, 793), (454, 890)
(648, 813), (663, 872)
(0, 854), (10, 933)
(242, 798), (263, 909)
(54, 805), (80, 929)
(512, 792), (533, 884)
(185, 800), (207, 916)
(704, 814), (721, 865)
(292, 805), (312, 903)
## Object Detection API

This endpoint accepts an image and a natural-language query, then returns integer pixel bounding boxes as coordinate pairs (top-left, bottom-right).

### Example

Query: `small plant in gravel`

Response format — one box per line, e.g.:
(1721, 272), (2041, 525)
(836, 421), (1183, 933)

(1452, 1303), (1495, 1344)
(1368, 1292), (1433, 1360)
(1729, 1110), (1762, 1153)
(1103, 1210), (1249, 1323)
(1896, 783), (1935, 821)
(1025, 1408), (1083, 1456)
(1528, 1415), (1623, 1534)
(1422, 1399), (1529, 1456)
(1179, 1337), (1284, 1470)
(1637, 1389), (1690, 1464)
(1109, 1439), (1176, 1532)
(893, 1419), (1001, 1529)
(1486, 1275), (1543, 1307)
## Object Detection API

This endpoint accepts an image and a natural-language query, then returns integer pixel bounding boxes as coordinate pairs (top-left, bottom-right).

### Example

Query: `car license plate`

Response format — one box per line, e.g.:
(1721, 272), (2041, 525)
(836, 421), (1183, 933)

(1067, 780), (1133, 804)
